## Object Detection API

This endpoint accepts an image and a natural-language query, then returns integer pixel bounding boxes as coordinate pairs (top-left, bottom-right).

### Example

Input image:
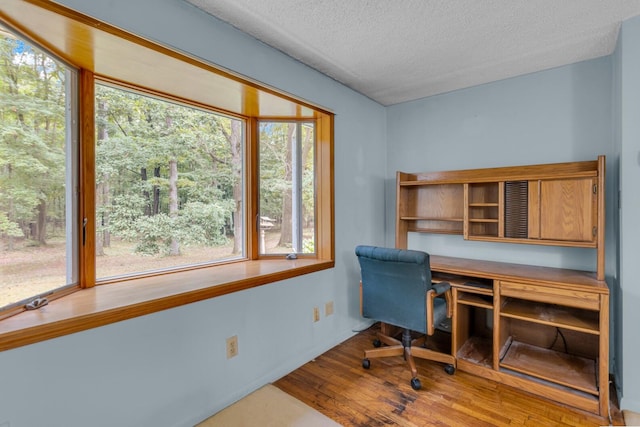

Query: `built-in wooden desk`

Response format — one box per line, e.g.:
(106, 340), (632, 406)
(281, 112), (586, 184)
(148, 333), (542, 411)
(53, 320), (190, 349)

(430, 255), (609, 418)
(395, 157), (610, 418)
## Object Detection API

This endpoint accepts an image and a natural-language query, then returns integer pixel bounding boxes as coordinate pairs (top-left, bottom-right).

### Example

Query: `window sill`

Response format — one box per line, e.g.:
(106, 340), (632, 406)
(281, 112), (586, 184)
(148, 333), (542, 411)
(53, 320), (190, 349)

(0, 258), (333, 352)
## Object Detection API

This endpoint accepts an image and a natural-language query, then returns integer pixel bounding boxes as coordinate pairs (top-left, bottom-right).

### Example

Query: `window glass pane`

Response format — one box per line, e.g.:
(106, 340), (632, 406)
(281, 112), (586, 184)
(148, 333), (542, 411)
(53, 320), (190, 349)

(259, 122), (315, 255)
(0, 26), (77, 309)
(95, 84), (244, 280)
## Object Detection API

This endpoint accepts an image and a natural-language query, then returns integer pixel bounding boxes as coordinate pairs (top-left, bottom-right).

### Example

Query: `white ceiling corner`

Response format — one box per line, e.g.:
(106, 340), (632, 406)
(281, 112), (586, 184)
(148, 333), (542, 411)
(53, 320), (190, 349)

(186, 0), (640, 106)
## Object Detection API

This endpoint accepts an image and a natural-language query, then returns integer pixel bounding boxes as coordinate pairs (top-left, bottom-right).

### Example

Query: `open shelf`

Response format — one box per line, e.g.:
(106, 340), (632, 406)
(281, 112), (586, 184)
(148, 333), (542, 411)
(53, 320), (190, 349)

(457, 336), (493, 368)
(467, 182), (500, 238)
(469, 202), (499, 207)
(501, 298), (599, 334)
(500, 340), (598, 395)
(468, 222), (499, 237)
(401, 217), (463, 221)
(457, 292), (493, 309)
(397, 182), (464, 235)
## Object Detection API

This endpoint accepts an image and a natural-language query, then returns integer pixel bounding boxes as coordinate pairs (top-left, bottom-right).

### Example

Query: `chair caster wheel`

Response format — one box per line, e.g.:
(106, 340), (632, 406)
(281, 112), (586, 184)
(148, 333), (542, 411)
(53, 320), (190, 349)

(373, 339), (382, 348)
(410, 377), (421, 390)
(444, 364), (455, 375)
(362, 358), (370, 369)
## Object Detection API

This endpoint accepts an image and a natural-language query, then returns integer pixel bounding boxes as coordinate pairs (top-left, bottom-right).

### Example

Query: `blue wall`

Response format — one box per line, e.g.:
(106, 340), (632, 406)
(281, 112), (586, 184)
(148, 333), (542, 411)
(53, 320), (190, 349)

(0, 1), (386, 426)
(386, 57), (615, 272)
(617, 15), (640, 412)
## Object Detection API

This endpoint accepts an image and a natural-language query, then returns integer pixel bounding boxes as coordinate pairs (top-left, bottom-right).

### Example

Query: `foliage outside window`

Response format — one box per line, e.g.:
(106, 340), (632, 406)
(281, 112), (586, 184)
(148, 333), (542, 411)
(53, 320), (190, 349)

(0, 26), (78, 311)
(94, 84), (244, 280)
(259, 121), (315, 255)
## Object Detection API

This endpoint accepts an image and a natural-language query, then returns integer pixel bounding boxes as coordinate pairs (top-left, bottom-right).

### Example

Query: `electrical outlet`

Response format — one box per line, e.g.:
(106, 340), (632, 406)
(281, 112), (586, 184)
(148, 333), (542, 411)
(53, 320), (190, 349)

(313, 307), (320, 322)
(226, 335), (238, 359)
(325, 301), (334, 316)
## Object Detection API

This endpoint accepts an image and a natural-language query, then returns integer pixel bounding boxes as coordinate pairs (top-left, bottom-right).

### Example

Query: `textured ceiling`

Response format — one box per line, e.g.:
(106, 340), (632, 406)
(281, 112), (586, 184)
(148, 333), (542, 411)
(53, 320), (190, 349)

(186, 0), (640, 106)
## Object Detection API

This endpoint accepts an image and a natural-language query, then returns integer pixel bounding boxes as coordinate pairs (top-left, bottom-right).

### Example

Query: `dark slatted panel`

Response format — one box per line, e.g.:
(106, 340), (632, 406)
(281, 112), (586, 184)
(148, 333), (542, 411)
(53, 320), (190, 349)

(505, 181), (528, 238)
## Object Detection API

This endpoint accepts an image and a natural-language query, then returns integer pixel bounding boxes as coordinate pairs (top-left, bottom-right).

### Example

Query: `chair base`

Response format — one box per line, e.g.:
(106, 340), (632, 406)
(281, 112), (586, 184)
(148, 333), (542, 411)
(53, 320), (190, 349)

(362, 328), (456, 390)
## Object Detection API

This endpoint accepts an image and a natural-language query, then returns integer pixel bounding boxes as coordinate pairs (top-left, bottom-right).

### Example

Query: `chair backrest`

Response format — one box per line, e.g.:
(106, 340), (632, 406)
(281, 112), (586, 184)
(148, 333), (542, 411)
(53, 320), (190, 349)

(355, 245), (431, 334)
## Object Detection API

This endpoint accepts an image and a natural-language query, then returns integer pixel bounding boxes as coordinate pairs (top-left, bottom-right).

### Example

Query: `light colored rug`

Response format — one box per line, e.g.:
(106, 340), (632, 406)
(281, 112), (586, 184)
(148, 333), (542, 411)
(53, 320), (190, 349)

(196, 384), (342, 427)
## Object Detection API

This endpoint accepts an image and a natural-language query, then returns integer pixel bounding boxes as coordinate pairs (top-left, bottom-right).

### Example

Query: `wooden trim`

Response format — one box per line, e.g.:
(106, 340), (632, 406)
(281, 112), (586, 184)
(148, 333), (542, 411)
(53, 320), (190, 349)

(0, 259), (334, 352)
(599, 293), (610, 415)
(597, 155), (606, 280)
(96, 75), (249, 122)
(426, 290), (436, 335)
(395, 172), (409, 249)
(527, 180), (541, 239)
(431, 255), (608, 293)
(316, 113), (335, 260)
(498, 181), (504, 238)
(248, 117), (259, 260)
(79, 69), (96, 288)
(400, 159), (599, 185)
(463, 183), (469, 239)
(466, 235), (597, 248)
(493, 280), (502, 371)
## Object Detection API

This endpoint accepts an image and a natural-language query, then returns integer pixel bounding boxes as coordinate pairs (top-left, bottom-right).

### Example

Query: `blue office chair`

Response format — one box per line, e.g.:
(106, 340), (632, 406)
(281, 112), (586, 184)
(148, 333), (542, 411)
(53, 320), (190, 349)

(355, 245), (456, 390)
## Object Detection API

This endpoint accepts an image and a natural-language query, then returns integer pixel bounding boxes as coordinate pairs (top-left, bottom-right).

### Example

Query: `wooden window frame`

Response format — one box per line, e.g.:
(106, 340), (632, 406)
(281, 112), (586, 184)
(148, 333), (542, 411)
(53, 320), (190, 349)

(0, 0), (334, 352)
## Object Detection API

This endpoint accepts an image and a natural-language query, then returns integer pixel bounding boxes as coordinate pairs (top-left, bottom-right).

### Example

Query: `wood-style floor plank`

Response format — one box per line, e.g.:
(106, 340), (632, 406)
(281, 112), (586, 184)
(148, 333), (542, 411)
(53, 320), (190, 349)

(274, 324), (623, 427)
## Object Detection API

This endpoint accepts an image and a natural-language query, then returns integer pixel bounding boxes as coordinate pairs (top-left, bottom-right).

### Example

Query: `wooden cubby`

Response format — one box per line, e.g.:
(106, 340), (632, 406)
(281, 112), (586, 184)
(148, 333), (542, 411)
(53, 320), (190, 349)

(397, 175), (464, 235)
(466, 182), (501, 238)
(397, 157), (610, 418)
(453, 284), (494, 370)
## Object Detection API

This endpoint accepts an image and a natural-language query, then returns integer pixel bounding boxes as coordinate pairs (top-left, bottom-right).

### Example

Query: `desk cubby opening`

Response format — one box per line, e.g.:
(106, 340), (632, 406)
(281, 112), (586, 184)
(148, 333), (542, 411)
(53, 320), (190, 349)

(499, 339), (598, 395)
(498, 315), (600, 394)
(455, 293), (494, 369)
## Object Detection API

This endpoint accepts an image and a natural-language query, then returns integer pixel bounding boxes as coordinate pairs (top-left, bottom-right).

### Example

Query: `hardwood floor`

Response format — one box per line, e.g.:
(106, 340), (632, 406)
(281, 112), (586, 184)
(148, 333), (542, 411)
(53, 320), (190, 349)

(274, 323), (624, 427)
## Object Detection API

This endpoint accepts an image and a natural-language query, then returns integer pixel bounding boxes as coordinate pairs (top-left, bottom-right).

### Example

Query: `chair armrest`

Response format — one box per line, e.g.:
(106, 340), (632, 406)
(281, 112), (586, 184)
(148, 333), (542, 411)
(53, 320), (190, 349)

(426, 281), (453, 335)
(432, 281), (451, 295)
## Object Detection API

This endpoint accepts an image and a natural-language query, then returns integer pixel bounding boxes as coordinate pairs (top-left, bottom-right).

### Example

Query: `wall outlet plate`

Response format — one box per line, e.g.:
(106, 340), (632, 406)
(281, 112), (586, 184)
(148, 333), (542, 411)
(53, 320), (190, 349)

(226, 335), (238, 359)
(325, 301), (334, 316)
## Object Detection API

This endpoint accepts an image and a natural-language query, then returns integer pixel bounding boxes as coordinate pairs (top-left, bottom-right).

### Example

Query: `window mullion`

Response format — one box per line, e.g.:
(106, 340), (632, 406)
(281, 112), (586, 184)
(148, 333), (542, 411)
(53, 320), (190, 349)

(292, 123), (303, 253)
(79, 68), (96, 288)
(248, 117), (260, 259)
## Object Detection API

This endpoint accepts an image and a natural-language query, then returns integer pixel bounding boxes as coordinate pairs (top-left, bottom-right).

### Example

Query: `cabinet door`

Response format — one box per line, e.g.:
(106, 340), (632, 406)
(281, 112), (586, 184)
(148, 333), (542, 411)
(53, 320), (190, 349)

(535, 178), (597, 242)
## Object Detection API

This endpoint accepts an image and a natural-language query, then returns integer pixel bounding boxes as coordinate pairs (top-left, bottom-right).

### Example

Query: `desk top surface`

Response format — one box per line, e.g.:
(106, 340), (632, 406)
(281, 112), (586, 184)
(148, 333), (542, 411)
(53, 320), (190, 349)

(430, 255), (608, 293)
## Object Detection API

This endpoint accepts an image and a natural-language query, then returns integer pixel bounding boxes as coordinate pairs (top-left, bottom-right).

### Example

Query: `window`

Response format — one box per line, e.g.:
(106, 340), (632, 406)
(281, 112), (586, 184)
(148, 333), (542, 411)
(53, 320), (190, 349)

(0, 1), (333, 349)
(95, 83), (244, 280)
(0, 24), (78, 313)
(259, 121), (315, 255)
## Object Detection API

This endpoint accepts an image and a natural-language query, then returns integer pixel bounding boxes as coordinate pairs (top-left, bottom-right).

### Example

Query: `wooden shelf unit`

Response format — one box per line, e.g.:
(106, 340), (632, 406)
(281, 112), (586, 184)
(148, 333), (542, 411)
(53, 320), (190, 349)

(396, 156), (606, 280)
(398, 157), (609, 418)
